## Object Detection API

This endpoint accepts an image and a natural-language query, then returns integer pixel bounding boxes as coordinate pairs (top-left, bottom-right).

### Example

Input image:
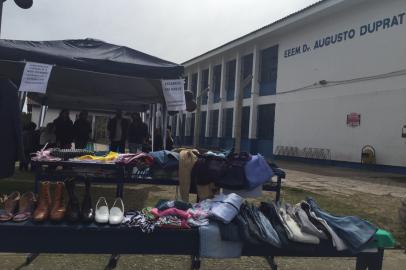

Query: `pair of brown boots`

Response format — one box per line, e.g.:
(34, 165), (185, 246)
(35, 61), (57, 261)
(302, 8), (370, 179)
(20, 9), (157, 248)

(33, 181), (66, 222)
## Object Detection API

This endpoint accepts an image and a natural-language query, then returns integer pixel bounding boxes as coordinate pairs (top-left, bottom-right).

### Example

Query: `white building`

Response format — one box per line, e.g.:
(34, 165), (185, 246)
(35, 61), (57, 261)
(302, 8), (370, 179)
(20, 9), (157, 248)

(179, 0), (406, 168)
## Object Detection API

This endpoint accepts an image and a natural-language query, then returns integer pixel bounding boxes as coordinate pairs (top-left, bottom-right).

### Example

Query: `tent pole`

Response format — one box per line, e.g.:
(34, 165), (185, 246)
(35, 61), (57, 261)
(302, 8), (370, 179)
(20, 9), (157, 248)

(162, 105), (168, 150)
(19, 91), (27, 112)
(151, 104), (156, 152)
(148, 105), (152, 136)
(42, 106), (49, 127)
(179, 111), (184, 147)
(37, 105), (44, 128)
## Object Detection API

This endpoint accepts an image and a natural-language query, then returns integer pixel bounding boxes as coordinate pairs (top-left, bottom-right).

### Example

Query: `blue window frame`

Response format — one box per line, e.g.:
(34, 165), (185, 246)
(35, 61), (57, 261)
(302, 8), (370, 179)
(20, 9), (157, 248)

(201, 69), (209, 105)
(241, 106), (250, 139)
(200, 111), (207, 137)
(223, 108), (233, 137)
(191, 73), (198, 98)
(225, 60), (236, 101)
(242, 54), (253, 99)
(184, 76), (188, 91)
(210, 110), (219, 137)
(190, 113), (195, 137)
(257, 104), (275, 140)
(259, 45), (278, 96)
(212, 65), (221, 103)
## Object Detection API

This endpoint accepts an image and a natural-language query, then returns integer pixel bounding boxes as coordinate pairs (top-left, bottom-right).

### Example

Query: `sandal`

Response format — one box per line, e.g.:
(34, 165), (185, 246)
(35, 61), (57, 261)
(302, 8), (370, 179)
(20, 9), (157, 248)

(0, 192), (21, 222)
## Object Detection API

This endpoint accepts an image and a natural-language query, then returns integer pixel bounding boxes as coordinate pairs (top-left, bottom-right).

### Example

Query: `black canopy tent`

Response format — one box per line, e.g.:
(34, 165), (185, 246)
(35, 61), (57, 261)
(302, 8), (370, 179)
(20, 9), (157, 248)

(0, 38), (184, 112)
(0, 38), (185, 150)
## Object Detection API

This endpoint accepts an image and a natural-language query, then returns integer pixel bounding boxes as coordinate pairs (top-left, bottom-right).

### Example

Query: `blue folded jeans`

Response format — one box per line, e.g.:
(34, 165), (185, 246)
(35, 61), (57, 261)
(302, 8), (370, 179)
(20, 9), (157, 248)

(307, 197), (377, 253)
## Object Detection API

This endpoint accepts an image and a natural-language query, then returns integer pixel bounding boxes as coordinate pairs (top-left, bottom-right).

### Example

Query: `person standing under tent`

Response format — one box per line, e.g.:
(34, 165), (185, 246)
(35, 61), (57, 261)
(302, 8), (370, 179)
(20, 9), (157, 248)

(73, 110), (92, 149)
(107, 110), (129, 153)
(20, 122), (38, 171)
(128, 113), (148, 153)
(53, 109), (74, 149)
(39, 123), (56, 149)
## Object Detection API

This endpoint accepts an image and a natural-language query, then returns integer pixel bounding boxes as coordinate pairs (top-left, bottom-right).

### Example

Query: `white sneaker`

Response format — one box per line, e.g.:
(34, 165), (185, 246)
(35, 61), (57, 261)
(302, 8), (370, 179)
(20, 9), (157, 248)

(109, 198), (124, 225)
(95, 197), (109, 224)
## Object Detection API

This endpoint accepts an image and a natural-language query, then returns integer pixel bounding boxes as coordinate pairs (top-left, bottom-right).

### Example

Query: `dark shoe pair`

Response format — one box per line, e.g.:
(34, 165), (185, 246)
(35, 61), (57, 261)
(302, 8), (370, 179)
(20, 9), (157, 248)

(0, 191), (36, 222)
(65, 178), (94, 223)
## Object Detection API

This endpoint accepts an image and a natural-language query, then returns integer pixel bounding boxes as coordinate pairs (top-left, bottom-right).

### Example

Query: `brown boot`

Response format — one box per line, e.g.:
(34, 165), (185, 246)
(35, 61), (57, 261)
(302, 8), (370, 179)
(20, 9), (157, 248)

(50, 182), (66, 222)
(33, 181), (52, 222)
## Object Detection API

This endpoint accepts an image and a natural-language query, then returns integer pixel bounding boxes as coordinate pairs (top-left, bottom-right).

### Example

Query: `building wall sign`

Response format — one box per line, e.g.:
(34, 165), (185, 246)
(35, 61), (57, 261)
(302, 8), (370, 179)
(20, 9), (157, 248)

(347, 113), (361, 127)
(284, 12), (405, 58)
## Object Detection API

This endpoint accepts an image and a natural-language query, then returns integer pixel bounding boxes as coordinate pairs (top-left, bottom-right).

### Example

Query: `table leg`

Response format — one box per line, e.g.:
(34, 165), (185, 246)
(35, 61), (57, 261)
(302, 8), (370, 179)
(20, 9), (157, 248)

(34, 165), (42, 194)
(25, 253), (39, 265)
(191, 255), (201, 270)
(275, 176), (281, 203)
(106, 254), (120, 270)
(356, 249), (384, 270)
(266, 256), (278, 270)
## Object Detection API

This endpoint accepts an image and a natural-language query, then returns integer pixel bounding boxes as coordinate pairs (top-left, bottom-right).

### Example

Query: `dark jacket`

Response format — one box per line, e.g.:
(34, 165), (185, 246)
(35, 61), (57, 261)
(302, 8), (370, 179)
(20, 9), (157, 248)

(107, 117), (129, 141)
(73, 118), (92, 143)
(128, 122), (148, 144)
(0, 79), (23, 178)
(53, 117), (74, 145)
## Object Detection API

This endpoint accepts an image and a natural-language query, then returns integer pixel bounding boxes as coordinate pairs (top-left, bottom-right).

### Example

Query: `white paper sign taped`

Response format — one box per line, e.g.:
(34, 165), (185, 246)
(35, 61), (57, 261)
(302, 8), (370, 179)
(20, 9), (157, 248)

(19, 62), (53, 93)
(161, 79), (186, 111)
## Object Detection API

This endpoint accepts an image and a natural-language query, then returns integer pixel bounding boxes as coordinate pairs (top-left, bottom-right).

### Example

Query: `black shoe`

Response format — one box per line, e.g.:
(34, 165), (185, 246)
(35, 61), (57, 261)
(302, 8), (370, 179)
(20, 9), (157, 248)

(65, 178), (81, 223)
(81, 178), (94, 223)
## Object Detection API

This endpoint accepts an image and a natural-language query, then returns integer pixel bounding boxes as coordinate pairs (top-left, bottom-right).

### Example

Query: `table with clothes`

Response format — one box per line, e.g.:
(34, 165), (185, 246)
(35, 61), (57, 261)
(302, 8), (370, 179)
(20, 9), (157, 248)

(0, 193), (395, 270)
(31, 148), (284, 200)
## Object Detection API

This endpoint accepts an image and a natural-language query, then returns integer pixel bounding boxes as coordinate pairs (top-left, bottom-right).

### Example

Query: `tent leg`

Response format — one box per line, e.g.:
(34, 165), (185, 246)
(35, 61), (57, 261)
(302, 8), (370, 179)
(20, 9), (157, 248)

(37, 105), (45, 128)
(163, 105), (168, 150)
(25, 253), (39, 265)
(151, 104), (156, 152)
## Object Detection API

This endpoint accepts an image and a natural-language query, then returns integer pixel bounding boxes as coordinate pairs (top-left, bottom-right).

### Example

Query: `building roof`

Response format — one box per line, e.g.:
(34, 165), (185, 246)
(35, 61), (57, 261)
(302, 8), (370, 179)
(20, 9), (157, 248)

(182, 0), (349, 66)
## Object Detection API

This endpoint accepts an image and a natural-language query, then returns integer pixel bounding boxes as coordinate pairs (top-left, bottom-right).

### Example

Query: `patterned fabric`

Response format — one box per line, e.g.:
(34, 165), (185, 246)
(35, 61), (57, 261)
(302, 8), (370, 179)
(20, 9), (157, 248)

(122, 211), (156, 233)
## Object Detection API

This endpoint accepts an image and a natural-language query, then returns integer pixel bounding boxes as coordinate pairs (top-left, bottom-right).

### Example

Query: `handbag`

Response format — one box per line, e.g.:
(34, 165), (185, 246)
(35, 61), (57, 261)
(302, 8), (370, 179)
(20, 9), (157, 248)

(205, 155), (228, 182)
(215, 152), (251, 190)
(244, 154), (274, 190)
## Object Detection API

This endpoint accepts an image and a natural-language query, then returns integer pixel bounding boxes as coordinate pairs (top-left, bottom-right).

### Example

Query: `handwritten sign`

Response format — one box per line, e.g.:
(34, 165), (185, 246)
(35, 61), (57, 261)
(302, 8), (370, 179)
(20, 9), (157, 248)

(19, 62), (53, 93)
(161, 79), (186, 111)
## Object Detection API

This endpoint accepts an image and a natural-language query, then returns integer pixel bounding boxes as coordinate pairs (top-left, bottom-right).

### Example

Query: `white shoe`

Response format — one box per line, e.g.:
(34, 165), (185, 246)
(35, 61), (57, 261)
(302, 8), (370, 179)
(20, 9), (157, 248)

(95, 197), (109, 224)
(109, 198), (124, 225)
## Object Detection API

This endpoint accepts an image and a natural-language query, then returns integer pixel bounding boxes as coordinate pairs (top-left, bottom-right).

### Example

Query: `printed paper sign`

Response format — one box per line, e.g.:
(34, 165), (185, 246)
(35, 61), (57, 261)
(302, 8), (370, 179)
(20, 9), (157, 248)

(19, 62), (53, 93)
(161, 79), (186, 111)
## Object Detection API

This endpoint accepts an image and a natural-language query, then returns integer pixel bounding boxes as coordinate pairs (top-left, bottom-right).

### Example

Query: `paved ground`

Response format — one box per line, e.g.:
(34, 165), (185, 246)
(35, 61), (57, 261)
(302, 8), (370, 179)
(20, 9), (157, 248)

(276, 160), (406, 198)
(1, 161), (405, 269)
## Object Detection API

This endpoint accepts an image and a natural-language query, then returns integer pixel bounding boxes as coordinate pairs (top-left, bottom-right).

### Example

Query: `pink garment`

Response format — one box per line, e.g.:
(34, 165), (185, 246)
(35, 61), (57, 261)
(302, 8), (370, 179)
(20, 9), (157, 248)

(116, 152), (154, 166)
(151, 208), (192, 220)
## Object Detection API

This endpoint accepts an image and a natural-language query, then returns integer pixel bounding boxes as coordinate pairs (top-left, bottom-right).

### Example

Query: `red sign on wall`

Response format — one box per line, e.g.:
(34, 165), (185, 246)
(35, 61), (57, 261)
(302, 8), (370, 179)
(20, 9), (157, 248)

(347, 113), (361, 127)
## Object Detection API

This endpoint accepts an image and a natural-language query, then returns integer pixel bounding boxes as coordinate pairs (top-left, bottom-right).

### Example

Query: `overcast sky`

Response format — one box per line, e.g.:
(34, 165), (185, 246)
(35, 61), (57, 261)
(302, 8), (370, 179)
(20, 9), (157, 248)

(1, 0), (319, 63)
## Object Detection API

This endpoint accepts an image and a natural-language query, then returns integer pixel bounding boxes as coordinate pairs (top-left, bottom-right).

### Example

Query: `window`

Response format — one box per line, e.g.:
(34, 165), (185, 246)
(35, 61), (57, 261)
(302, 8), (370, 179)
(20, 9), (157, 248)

(184, 76), (188, 91)
(225, 60), (236, 101)
(210, 110), (219, 137)
(190, 113), (195, 137)
(223, 108), (233, 137)
(212, 65), (221, 103)
(200, 111), (207, 137)
(201, 69), (209, 105)
(242, 54), (253, 99)
(241, 106), (250, 139)
(191, 73), (198, 98)
(259, 45), (278, 96)
(257, 104), (275, 140)
(171, 116), (177, 136)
